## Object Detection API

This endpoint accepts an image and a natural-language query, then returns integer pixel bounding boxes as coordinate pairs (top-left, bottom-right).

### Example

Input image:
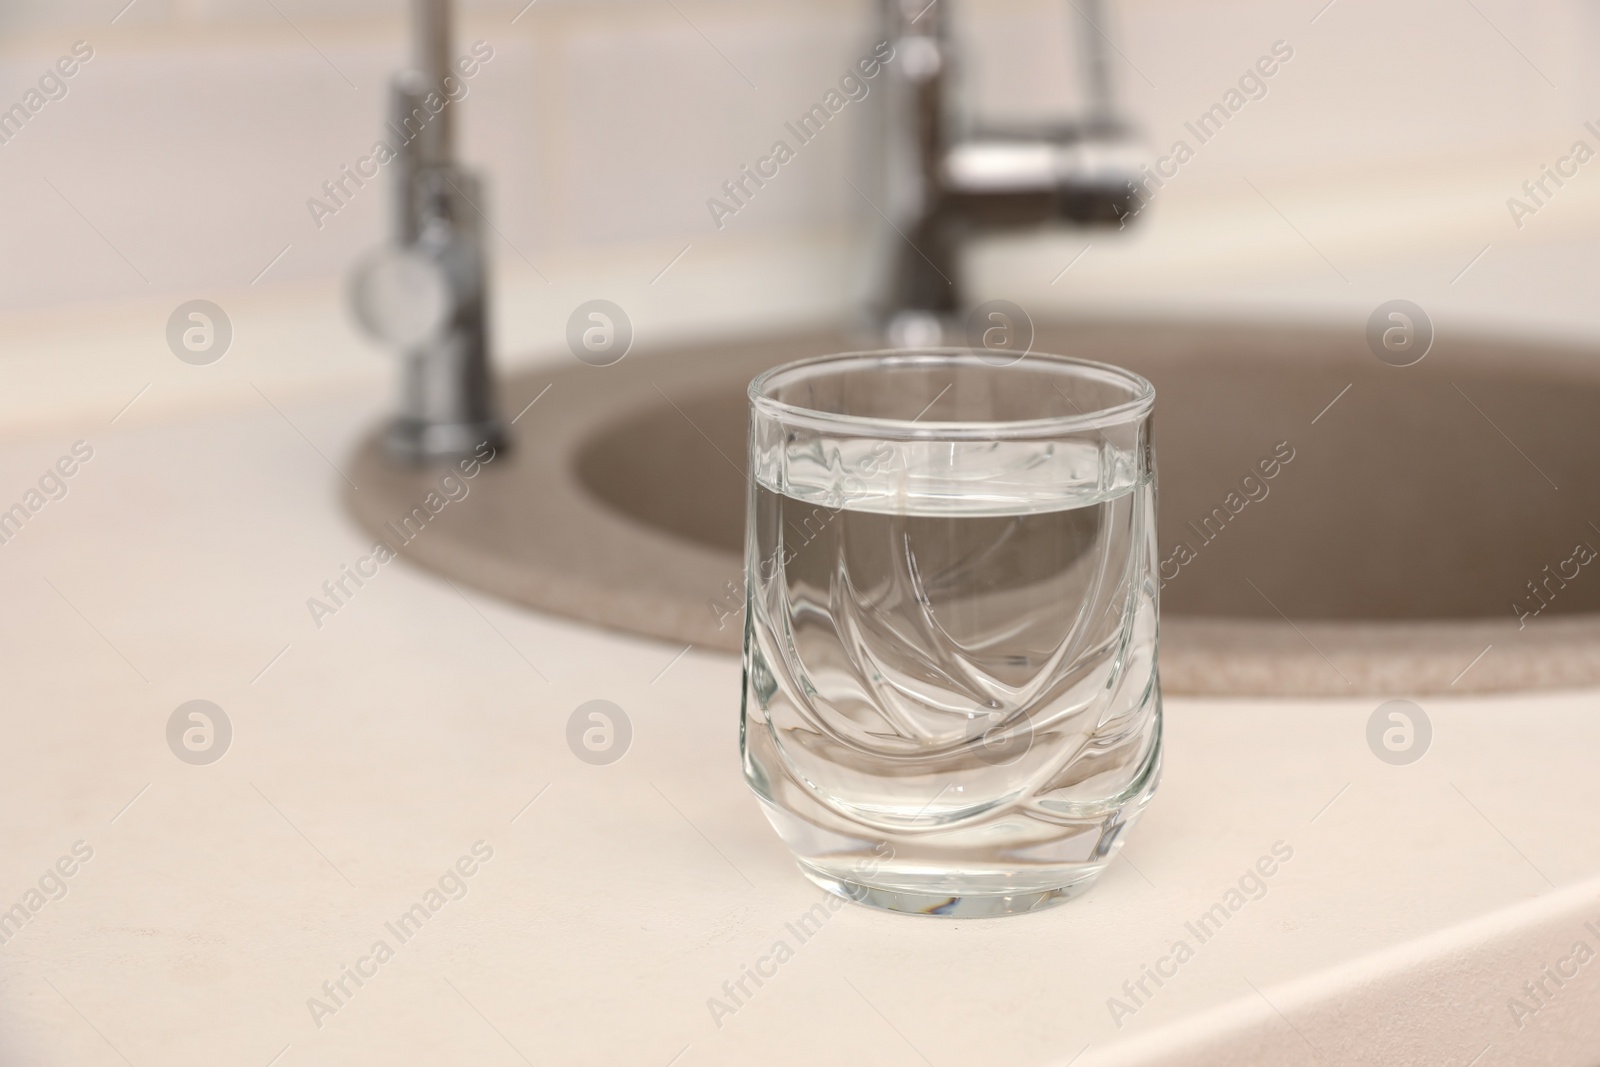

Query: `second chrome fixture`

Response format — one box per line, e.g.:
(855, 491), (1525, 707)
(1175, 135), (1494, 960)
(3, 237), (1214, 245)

(350, 0), (506, 464)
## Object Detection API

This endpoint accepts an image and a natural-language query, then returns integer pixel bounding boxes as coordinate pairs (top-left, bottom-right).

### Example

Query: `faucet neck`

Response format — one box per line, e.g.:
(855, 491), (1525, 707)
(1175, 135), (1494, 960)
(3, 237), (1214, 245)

(410, 0), (455, 167)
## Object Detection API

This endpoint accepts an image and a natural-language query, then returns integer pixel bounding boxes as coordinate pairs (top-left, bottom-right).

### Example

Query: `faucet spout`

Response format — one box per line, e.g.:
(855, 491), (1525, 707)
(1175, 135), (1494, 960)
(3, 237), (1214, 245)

(869, 0), (1143, 341)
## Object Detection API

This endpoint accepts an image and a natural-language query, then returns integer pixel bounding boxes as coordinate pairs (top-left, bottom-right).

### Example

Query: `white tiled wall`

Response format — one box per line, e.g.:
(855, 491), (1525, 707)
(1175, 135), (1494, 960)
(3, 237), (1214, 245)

(0, 0), (1596, 317)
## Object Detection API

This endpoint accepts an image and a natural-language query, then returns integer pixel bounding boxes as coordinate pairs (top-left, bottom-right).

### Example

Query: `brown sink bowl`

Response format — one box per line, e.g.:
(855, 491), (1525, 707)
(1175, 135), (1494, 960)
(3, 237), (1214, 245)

(346, 320), (1600, 696)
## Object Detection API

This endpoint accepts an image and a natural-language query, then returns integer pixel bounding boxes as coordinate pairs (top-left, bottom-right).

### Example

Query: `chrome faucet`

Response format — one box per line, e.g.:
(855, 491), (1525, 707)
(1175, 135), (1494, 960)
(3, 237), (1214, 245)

(351, 0), (507, 463)
(870, 0), (1142, 344)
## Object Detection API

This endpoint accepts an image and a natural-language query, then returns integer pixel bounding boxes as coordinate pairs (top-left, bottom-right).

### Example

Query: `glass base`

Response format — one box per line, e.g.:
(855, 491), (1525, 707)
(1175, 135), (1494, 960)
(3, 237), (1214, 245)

(743, 682), (1162, 919)
(796, 858), (1104, 918)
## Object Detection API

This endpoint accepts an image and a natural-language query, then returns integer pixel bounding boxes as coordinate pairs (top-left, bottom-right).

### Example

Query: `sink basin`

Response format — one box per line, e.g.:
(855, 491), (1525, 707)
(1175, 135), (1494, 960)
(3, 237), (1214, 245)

(345, 319), (1600, 696)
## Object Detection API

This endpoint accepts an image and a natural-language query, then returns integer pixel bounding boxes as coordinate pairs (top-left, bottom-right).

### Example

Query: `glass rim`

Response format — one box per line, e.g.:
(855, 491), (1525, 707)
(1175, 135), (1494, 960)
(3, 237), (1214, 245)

(748, 348), (1156, 440)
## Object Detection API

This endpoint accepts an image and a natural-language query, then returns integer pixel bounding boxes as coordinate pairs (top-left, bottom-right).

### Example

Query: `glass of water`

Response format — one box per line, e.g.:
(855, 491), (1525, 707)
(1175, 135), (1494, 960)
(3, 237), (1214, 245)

(742, 348), (1161, 917)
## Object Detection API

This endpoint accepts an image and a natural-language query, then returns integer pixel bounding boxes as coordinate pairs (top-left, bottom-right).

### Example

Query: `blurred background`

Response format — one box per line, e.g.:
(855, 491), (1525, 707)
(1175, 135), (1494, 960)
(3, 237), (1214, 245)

(3, 0), (1599, 431)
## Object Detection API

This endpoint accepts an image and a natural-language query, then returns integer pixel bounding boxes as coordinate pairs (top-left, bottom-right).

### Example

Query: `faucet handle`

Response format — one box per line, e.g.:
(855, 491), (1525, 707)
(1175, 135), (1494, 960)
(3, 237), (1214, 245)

(349, 246), (452, 351)
(350, 165), (487, 365)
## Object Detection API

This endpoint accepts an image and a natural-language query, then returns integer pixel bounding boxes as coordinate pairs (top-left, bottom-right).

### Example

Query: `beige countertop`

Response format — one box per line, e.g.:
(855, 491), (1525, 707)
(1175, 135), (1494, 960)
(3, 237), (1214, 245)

(0, 309), (1598, 1066)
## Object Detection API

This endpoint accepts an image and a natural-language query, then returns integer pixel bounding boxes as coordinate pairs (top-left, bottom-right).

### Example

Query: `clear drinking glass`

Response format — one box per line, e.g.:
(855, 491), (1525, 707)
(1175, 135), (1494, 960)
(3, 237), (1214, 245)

(741, 348), (1161, 917)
